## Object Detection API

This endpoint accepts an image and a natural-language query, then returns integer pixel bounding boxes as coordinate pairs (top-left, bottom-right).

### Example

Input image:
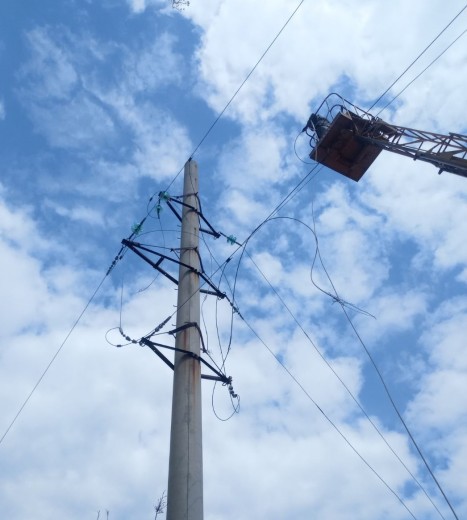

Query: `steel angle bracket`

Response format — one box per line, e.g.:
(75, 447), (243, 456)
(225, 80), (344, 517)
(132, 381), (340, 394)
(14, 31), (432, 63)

(122, 239), (226, 299)
(164, 197), (221, 239)
(140, 336), (230, 384)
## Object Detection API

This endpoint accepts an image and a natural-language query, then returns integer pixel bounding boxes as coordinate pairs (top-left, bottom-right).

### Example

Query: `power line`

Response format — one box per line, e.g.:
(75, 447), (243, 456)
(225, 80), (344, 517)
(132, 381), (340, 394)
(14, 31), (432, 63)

(339, 303), (460, 520)
(244, 222), (446, 519)
(240, 315), (419, 520)
(290, 197), (460, 520)
(162, 0), (306, 192)
(376, 28), (467, 116)
(0, 272), (110, 446)
(368, 3), (467, 111)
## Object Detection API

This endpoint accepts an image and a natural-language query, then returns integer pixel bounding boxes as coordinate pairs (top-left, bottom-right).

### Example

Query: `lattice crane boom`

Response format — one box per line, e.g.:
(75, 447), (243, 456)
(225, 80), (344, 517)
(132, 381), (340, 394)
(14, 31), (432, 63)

(304, 94), (467, 181)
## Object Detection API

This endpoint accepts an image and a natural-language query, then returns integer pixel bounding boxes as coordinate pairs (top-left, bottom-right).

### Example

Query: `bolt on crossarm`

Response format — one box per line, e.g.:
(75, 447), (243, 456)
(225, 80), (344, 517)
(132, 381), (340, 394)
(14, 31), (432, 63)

(166, 159), (203, 520)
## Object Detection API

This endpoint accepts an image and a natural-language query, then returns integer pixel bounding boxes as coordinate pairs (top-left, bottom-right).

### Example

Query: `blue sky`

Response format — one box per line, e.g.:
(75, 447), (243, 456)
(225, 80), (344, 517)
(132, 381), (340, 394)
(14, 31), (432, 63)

(1, 1), (467, 519)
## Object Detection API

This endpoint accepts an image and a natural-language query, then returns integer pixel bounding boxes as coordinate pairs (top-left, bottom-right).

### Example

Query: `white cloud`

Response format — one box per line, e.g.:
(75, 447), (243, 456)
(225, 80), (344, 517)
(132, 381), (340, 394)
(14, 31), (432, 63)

(126, 0), (168, 14)
(28, 92), (117, 150)
(3, 1), (467, 518)
(45, 200), (106, 227)
(188, 0), (467, 128)
(364, 153), (467, 277)
(123, 32), (184, 92)
(17, 25), (192, 185)
(20, 27), (78, 101)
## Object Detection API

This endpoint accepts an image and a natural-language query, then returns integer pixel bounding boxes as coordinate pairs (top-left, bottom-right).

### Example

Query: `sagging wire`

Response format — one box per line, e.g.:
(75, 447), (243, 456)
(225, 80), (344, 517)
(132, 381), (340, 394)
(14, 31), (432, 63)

(277, 214), (376, 318)
(293, 130), (314, 165)
(244, 230), (447, 520)
(200, 231), (242, 420)
(308, 193), (458, 520)
(204, 171), (446, 517)
(212, 380), (241, 422)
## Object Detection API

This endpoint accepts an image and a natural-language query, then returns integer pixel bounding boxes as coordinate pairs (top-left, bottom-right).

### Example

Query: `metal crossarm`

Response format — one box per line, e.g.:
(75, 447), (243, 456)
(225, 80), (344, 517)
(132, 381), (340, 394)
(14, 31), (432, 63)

(140, 337), (230, 384)
(165, 196), (221, 238)
(122, 239), (226, 299)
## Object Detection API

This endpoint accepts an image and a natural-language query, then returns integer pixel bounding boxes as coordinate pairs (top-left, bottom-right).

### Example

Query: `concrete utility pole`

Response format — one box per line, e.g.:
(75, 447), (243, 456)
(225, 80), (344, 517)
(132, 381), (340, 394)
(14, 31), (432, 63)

(166, 160), (203, 520)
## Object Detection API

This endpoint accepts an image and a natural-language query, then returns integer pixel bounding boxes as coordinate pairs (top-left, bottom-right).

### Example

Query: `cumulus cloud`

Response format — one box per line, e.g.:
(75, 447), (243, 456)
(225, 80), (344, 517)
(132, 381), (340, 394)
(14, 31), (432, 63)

(188, 0), (467, 128)
(3, 1), (467, 518)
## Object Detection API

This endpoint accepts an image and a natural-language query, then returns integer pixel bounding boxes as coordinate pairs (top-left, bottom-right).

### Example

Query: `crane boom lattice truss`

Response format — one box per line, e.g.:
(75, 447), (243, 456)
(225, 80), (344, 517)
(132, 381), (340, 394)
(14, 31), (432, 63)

(305, 93), (467, 181)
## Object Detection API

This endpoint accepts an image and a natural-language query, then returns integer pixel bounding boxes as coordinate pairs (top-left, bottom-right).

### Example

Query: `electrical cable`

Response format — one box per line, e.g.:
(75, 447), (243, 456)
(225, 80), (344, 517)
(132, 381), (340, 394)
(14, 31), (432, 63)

(339, 302), (460, 520)
(211, 381), (241, 422)
(293, 130), (314, 164)
(240, 315), (419, 520)
(368, 3), (467, 111)
(163, 0), (307, 193)
(376, 28), (467, 116)
(307, 198), (460, 520)
(244, 236), (446, 520)
(0, 272), (109, 446)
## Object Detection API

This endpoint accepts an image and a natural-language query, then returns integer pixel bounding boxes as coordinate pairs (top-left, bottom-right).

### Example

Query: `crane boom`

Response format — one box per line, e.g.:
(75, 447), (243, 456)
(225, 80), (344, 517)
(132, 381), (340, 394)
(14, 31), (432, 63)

(305, 99), (467, 182)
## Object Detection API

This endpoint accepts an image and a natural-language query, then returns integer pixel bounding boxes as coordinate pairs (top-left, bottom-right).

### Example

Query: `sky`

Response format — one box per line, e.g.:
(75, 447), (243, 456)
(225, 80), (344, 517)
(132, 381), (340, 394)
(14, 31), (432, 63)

(0, 1), (467, 519)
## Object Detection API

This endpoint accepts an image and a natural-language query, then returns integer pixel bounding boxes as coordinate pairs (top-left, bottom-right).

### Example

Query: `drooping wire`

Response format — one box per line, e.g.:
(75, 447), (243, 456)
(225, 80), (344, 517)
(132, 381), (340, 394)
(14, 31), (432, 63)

(293, 130), (314, 165)
(368, 3), (467, 111)
(0, 271), (110, 446)
(210, 179), (447, 517)
(244, 236), (446, 520)
(240, 315), (419, 520)
(211, 381), (241, 422)
(308, 196), (460, 520)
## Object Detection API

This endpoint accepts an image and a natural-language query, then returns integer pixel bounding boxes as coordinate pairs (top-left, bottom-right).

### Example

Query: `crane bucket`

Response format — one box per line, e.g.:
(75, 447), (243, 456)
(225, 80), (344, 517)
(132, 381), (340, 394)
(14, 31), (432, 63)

(309, 110), (383, 181)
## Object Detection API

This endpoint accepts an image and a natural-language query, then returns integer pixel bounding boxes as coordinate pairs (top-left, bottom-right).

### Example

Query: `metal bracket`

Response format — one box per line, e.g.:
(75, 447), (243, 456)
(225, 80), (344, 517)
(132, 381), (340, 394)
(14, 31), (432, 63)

(122, 239), (226, 299)
(164, 196), (221, 238)
(139, 336), (231, 384)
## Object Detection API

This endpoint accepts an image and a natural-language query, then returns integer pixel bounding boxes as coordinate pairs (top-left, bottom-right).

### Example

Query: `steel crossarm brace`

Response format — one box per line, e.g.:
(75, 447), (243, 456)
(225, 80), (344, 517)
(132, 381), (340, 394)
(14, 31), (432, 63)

(122, 239), (178, 285)
(123, 240), (226, 299)
(140, 337), (230, 384)
(166, 198), (221, 238)
(168, 322), (208, 353)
